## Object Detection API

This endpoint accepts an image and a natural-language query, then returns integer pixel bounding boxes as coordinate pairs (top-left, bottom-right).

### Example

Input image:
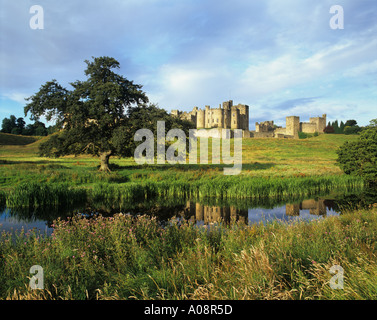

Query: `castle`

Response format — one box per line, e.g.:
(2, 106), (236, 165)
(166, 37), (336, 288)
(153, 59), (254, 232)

(171, 100), (249, 131)
(253, 114), (327, 138)
(171, 100), (327, 139)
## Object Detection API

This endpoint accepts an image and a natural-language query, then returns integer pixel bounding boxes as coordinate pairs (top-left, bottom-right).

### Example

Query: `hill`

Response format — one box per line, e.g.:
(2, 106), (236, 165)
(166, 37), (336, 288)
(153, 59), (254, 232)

(0, 132), (39, 145)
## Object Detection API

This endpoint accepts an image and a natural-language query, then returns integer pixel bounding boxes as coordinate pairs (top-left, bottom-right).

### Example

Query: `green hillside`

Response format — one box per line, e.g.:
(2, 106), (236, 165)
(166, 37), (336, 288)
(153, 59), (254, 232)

(0, 132), (39, 145)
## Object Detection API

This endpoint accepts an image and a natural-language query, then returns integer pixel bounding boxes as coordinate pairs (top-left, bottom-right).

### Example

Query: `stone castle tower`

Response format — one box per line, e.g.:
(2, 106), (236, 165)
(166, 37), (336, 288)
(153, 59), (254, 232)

(172, 100), (249, 131)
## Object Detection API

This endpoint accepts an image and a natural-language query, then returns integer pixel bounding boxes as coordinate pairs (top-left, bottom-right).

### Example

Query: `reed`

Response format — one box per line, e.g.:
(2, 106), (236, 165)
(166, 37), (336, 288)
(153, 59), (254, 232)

(5, 182), (87, 209)
(1, 174), (364, 210)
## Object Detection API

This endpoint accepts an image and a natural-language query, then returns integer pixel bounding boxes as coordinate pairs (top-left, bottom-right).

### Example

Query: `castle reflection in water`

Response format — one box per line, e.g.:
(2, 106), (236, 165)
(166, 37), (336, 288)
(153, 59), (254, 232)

(181, 199), (329, 224)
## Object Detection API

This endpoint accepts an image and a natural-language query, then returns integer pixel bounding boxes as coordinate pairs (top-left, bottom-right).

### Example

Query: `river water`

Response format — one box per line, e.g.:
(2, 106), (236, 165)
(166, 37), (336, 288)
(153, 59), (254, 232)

(2, 188), (374, 235)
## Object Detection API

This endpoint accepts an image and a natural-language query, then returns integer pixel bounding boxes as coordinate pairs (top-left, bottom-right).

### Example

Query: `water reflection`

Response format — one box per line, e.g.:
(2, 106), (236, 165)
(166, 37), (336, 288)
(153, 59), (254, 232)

(181, 198), (336, 225)
(181, 201), (248, 224)
(286, 199), (327, 216)
(1, 187), (376, 234)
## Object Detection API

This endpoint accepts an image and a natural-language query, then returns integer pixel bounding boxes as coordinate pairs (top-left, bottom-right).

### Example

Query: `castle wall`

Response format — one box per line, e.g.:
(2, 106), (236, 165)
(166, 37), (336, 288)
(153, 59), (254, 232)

(274, 127), (286, 135)
(300, 122), (317, 133)
(253, 132), (275, 138)
(256, 121), (274, 133)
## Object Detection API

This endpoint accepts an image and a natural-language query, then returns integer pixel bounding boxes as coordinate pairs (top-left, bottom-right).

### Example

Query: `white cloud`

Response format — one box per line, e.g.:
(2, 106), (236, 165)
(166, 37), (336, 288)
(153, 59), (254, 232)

(3, 92), (29, 104)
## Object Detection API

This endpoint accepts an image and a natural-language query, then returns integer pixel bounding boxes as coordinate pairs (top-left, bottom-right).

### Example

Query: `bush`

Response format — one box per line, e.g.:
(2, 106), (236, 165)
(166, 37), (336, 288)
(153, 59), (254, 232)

(298, 132), (308, 139)
(344, 125), (361, 135)
(337, 125), (377, 183)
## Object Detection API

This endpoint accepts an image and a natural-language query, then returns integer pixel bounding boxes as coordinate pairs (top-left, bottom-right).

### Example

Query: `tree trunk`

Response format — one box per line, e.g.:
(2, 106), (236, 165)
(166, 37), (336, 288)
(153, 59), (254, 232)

(99, 151), (112, 172)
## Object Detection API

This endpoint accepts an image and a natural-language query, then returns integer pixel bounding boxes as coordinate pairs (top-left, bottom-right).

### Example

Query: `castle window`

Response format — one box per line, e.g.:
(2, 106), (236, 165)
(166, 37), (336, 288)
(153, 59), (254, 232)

(212, 119), (214, 123)
(234, 121), (236, 124)
(216, 119), (219, 123)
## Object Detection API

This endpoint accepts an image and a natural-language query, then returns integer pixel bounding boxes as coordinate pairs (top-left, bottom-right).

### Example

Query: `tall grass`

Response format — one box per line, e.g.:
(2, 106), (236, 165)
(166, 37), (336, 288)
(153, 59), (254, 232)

(1, 207), (377, 300)
(5, 182), (86, 209)
(1, 175), (365, 210)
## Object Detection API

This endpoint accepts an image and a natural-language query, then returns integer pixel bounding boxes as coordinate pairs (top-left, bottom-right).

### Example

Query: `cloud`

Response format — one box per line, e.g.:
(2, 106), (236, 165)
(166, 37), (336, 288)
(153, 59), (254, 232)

(0, 0), (376, 127)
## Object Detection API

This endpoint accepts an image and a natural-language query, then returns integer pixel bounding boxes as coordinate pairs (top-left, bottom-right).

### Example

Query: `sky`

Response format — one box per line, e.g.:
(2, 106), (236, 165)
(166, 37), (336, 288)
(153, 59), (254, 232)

(0, 0), (376, 129)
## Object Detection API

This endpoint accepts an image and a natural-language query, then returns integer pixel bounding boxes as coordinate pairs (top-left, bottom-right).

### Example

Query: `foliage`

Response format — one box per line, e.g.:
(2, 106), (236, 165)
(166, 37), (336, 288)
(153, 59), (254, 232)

(344, 125), (361, 135)
(298, 132), (308, 139)
(337, 120), (377, 182)
(323, 125), (335, 134)
(1, 115), (52, 136)
(327, 119), (361, 134)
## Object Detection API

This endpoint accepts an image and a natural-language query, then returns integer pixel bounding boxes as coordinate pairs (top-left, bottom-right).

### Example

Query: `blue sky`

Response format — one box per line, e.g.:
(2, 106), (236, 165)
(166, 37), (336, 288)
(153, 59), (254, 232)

(0, 0), (376, 129)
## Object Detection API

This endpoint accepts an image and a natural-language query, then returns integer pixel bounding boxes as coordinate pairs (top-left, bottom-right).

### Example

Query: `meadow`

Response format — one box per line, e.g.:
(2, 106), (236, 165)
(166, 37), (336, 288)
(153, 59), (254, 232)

(0, 133), (364, 209)
(1, 132), (374, 300)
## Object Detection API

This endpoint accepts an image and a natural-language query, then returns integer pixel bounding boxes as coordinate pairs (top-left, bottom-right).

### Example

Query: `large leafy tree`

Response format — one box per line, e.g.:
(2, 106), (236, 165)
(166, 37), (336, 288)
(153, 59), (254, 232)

(25, 56), (149, 171)
(336, 119), (377, 183)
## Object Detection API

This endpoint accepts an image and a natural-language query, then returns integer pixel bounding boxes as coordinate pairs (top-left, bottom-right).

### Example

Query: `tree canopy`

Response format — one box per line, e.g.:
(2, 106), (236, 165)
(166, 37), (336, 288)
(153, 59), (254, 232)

(1, 115), (50, 136)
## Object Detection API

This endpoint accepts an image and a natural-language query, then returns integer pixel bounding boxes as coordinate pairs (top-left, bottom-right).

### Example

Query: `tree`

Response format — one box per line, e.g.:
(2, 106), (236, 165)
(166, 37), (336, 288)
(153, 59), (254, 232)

(339, 121), (345, 134)
(336, 120), (377, 183)
(16, 117), (26, 131)
(332, 120), (340, 134)
(323, 125), (335, 134)
(345, 119), (357, 127)
(1, 115), (17, 133)
(11, 127), (21, 135)
(344, 125), (361, 135)
(25, 56), (150, 171)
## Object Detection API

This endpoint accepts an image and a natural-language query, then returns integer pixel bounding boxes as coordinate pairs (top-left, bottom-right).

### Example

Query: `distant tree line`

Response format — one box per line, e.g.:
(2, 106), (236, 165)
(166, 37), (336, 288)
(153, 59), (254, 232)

(324, 119), (362, 135)
(1, 115), (58, 136)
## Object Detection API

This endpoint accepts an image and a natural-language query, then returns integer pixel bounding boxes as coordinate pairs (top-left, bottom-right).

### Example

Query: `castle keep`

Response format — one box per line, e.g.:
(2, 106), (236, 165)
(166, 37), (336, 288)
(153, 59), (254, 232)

(172, 100), (249, 131)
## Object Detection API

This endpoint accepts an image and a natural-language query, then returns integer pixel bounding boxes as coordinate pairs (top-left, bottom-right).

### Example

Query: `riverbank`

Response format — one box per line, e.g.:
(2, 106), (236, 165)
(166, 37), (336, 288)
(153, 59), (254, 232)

(1, 207), (376, 300)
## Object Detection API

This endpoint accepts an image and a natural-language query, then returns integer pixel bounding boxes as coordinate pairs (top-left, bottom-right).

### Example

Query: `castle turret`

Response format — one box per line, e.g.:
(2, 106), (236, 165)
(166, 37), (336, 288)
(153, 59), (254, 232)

(196, 109), (205, 129)
(213, 108), (224, 128)
(231, 106), (240, 129)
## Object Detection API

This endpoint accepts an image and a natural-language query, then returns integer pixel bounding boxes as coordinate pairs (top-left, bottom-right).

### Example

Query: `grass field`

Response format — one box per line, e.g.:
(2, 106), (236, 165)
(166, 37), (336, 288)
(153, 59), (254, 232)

(0, 133), (364, 207)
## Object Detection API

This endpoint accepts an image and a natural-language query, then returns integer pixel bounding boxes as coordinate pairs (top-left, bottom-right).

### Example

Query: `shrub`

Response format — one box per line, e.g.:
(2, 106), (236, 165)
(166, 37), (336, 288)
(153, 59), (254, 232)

(337, 125), (377, 183)
(344, 125), (361, 135)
